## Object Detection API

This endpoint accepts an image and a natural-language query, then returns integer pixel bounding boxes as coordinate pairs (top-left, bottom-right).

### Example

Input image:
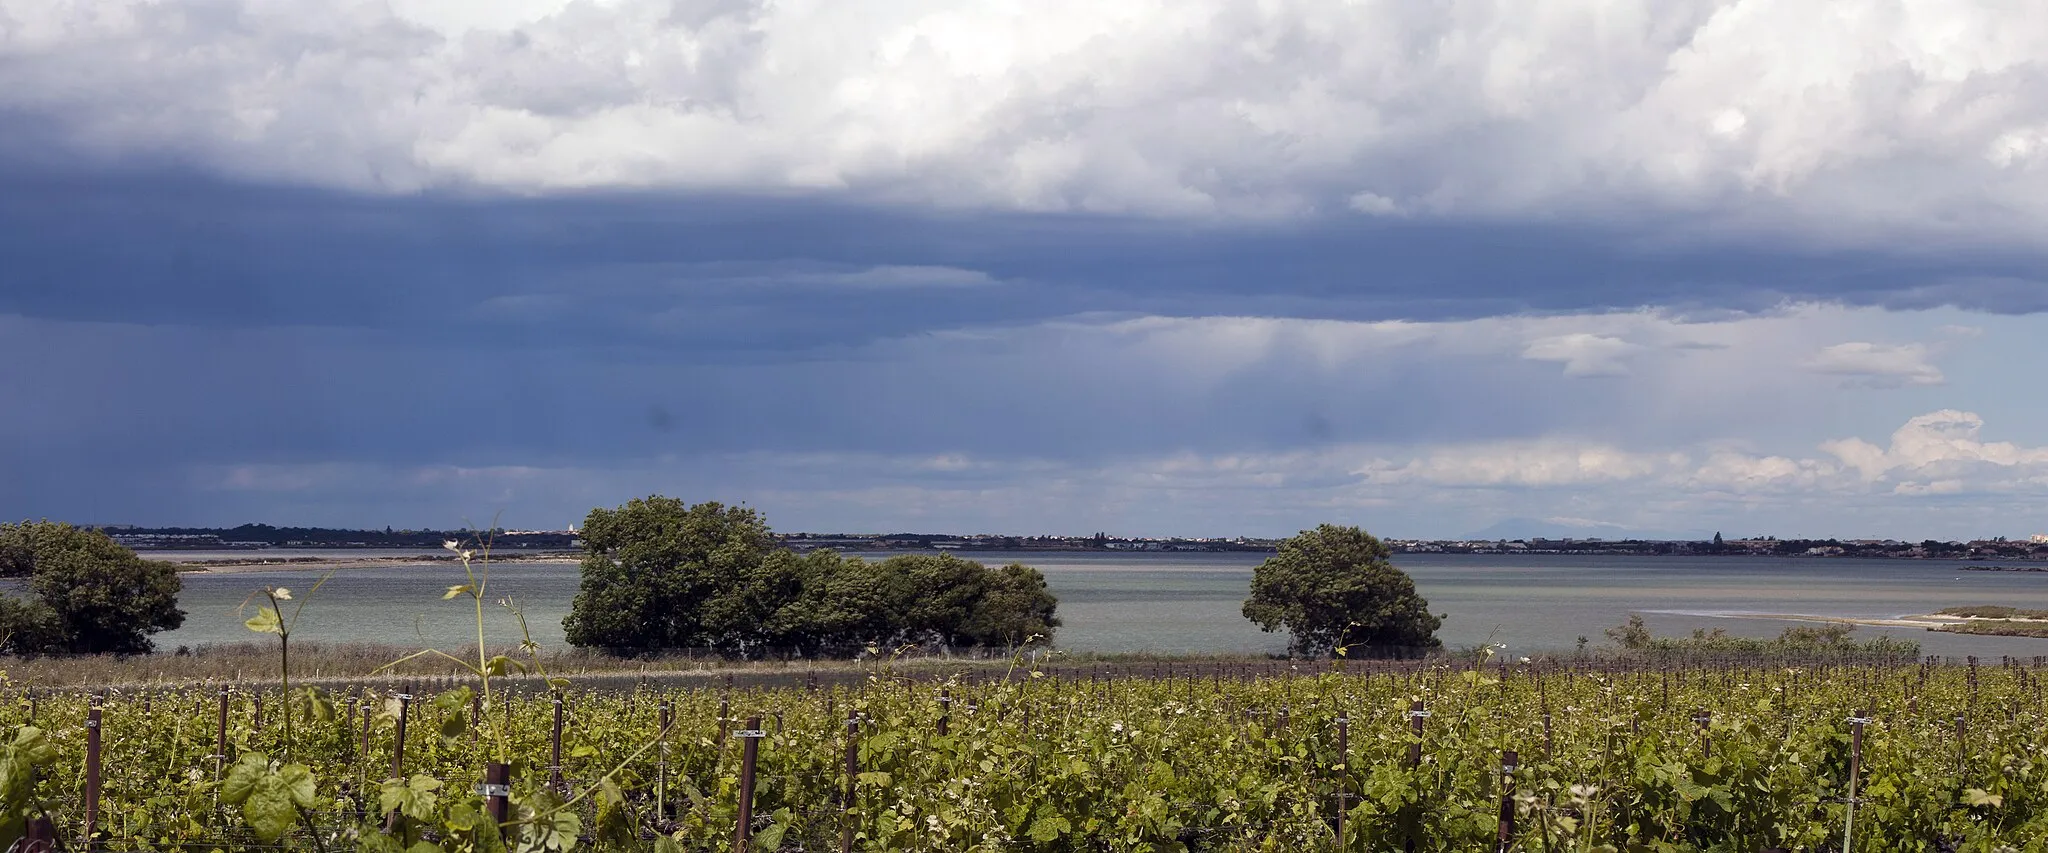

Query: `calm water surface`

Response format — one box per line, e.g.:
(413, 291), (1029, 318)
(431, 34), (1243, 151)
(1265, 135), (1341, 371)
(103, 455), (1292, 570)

(149, 551), (2048, 658)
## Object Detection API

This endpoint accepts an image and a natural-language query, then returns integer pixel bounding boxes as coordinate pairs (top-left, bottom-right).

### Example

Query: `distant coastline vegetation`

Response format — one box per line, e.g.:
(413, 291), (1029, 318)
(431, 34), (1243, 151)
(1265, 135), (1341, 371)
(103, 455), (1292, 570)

(1603, 614), (1921, 663)
(1928, 605), (2048, 639)
(93, 522), (2048, 562)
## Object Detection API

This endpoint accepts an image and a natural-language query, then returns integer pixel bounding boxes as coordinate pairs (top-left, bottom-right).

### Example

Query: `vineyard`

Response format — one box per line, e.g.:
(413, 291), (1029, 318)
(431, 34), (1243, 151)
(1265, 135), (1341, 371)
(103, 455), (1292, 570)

(2, 657), (2046, 851)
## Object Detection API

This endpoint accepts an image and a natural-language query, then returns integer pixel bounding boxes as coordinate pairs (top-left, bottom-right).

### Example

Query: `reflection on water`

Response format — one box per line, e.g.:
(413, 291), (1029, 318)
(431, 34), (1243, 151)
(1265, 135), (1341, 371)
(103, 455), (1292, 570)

(151, 552), (2048, 658)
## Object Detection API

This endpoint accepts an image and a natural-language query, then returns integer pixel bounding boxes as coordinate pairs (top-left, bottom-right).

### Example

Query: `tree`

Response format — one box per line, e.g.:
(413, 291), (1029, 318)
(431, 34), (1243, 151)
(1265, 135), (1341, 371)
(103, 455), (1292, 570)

(868, 554), (1060, 648)
(0, 521), (186, 654)
(1241, 524), (1440, 657)
(960, 563), (1060, 647)
(561, 496), (1059, 655)
(562, 497), (774, 652)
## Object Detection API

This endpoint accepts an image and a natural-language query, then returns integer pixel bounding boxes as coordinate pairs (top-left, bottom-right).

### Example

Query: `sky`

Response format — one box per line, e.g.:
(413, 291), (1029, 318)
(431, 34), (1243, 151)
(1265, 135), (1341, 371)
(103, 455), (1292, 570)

(5, 0), (2048, 540)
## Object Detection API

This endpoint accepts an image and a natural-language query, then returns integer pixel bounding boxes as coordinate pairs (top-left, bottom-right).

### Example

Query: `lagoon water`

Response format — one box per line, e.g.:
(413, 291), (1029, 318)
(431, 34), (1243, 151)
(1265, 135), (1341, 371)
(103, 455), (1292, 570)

(149, 551), (2048, 658)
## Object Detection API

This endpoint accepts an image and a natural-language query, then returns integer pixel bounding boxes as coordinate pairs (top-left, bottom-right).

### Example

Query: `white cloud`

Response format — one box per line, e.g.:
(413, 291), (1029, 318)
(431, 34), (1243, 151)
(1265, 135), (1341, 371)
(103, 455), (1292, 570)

(1357, 443), (1680, 487)
(1521, 333), (1637, 377)
(1346, 192), (1404, 216)
(1821, 410), (2048, 483)
(1685, 451), (1838, 493)
(8, 1), (2048, 242)
(1804, 342), (1945, 387)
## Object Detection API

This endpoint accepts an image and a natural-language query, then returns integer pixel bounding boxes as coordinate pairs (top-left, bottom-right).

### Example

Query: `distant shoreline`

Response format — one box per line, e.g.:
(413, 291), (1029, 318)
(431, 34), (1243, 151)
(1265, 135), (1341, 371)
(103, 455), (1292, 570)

(152, 551), (583, 573)
(1690, 610), (2048, 640)
(143, 545), (2048, 578)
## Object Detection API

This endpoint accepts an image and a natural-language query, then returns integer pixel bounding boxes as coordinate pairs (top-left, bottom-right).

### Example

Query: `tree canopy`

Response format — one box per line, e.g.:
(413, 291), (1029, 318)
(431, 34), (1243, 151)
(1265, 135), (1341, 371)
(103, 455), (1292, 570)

(1241, 523), (1441, 657)
(562, 496), (1058, 655)
(0, 521), (187, 654)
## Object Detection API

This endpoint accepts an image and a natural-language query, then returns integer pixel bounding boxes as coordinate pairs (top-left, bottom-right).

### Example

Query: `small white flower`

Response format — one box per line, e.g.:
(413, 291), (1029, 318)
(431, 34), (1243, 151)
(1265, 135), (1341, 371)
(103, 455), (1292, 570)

(1111, 721), (1124, 733)
(442, 540), (461, 552)
(272, 588), (292, 600)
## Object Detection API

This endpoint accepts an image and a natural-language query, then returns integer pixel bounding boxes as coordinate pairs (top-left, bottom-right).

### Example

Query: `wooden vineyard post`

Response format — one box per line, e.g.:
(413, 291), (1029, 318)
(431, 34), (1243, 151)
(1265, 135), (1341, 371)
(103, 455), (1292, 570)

(21, 817), (54, 853)
(357, 696), (375, 819)
(214, 687), (231, 778)
(937, 689), (951, 737)
(657, 699), (673, 819)
(252, 691), (263, 732)
(482, 762), (513, 825)
(1335, 714), (1350, 852)
(1407, 700), (1426, 768)
(383, 688), (416, 834)
(733, 716), (764, 853)
(550, 691), (566, 794)
(1955, 715), (1968, 780)
(1694, 710), (1712, 755)
(84, 697), (103, 849)
(1844, 710), (1870, 852)
(1494, 750), (1518, 853)
(390, 687), (414, 779)
(1405, 700), (1428, 853)
(841, 711), (859, 853)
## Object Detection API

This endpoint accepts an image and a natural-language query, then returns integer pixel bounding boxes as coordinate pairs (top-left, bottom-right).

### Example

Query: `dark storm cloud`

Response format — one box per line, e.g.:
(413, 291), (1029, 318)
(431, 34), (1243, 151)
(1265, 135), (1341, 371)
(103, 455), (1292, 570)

(4, 166), (2046, 502)
(8, 165), (2048, 350)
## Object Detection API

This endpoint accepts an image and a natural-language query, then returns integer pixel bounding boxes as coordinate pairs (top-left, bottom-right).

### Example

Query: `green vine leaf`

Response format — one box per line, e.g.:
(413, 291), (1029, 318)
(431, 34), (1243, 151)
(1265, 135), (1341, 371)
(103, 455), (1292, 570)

(242, 607), (282, 635)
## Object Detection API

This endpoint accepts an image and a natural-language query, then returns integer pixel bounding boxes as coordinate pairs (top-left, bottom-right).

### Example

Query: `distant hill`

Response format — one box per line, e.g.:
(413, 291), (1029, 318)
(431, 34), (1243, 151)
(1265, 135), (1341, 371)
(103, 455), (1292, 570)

(1461, 517), (1710, 543)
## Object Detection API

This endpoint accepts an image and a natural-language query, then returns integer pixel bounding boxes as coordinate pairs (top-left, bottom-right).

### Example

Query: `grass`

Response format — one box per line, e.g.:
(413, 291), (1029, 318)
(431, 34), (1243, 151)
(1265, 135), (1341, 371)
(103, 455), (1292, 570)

(1934, 605), (2048, 620)
(1925, 605), (2048, 637)
(1935, 621), (2048, 638)
(0, 641), (1299, 689)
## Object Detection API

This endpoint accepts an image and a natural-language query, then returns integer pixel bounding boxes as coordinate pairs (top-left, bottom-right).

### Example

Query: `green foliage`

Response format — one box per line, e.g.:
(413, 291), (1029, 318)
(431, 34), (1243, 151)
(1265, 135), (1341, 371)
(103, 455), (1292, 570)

(0, 726), (56, 847)
(0, 664), (2045, 849)
(0, 521), (184, 654)
(0, 598), (60, 656)
(1603, 614), (1922, 660)
(1937, 620), (2048, 638)
(1242, 524), (1441, 657)
(222, 752), (319, 841)
(564, 496), (1059, 654)
(1934, 605), (2048, 620)
(563, 497), (775, 651)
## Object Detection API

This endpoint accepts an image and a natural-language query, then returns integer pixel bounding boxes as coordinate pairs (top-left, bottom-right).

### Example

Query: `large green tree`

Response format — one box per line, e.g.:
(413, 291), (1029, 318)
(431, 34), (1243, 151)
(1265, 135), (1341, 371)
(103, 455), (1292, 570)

(1242, 524), (1441, 657)
(870, 554), (1060, 648)
(562, 497), (774, 651)
(562, 496), (1059, 655)
(0, 521), (186, 654)
(956, 561), (1061, 647)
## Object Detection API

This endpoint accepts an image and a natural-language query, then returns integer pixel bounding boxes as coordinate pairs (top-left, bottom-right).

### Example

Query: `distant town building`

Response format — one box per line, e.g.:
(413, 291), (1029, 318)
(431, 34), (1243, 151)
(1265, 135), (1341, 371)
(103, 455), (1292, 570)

(2032, 534), (2048, 545)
